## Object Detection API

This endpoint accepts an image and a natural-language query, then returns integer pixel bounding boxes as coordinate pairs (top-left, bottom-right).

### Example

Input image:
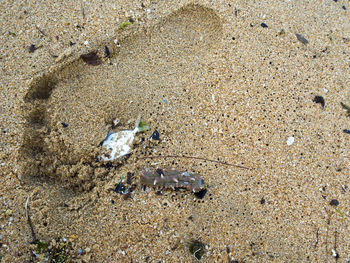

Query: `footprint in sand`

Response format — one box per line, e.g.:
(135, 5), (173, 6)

(20, 4), (224, 190)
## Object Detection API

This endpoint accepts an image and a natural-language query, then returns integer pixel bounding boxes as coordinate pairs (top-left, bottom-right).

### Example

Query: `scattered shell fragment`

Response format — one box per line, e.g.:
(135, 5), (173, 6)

(286, 137), (295, 146)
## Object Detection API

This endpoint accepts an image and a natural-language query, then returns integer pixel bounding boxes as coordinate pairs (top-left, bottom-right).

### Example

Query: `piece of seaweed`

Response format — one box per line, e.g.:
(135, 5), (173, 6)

(140, 168), (205, 192)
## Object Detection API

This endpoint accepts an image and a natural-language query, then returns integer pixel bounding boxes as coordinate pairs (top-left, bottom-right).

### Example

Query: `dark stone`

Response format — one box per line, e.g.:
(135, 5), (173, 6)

(260, 198), (265, 204)
(296, 33), (309, 45)
(329, 199), (339, 206)
(313, 96), (325, 108)
(61, 122), (68, 128)
(28, 44), (37, 53)
(261, 23), (268, 28)
(194, 189), (207, 199)
(343, 129), (350, 134)
(114, 182), (127, 194)
(69, 41), (75, 46)
(105, 46), (110, 58)
(151, 129), (160, 140)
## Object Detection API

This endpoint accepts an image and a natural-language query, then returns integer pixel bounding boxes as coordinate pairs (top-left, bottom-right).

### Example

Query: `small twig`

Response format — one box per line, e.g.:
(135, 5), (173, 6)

(314, 228), (319, 248)
(325, 215), (330, 262)
(81, 0), (85, 20)
(334, 230), (339, 262)
(137, 155), (253, 170)
(35, 25), (47, 37)
(25, 196), (37, 242)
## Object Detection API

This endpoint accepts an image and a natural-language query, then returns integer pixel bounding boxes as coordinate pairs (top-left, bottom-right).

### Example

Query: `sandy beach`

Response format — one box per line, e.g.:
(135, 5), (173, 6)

(1, 0), (350, 262)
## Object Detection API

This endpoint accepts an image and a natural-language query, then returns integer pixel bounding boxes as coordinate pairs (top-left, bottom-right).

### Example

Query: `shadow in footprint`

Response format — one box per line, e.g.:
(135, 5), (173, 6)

(20, 4), (224, 191)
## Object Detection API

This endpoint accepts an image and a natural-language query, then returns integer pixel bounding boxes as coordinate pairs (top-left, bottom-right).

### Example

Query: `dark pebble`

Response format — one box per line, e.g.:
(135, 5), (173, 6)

(343, 129), (350, 134)
(261, 23), (268, 28)
(61, 122), (68, 128)
(114, 182), (127, 194)
(69, 41), (75, 46)
(194, 189), (207, 199)
(151, 129), (160, 140)
(342, 5), (347, 10)
(260, 198), (265, 204)
(329, 199), (339, 206)
(80, 51), (101, 66)
(28, 44), (37, 53)
(313, 96), (325, 108)
(105, 46), (110, 58)
(104, 162), (114, 169)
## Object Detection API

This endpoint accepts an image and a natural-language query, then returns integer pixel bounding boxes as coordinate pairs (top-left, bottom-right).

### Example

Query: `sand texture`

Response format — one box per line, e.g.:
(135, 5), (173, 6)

(1, 0), (350, 262)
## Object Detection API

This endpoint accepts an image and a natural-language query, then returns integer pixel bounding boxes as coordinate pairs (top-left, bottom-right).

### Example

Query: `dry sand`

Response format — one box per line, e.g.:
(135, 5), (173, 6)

(1, 0), (350, 262)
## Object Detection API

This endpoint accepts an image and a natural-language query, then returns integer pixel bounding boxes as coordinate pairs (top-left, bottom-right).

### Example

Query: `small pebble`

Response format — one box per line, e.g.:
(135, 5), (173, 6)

(323, 88), (328, 93)
(150, 129), (160, 140)
(313, 96), (325, 108)
(295, 33), (309, 45)
(28, 44), (37, 53)
(260, 198), (265, 204)
(194, 189), (207, 199)
(343, 129), (350, 134)
(84, 40), (89, 46)
(286, 136), (295, 146)
(61, 122), (68, 128)
(330, 199), (339, 206)
(261, 22), (268, 28)
(77, 248), (83, 255)
(105, 46), (110, 58)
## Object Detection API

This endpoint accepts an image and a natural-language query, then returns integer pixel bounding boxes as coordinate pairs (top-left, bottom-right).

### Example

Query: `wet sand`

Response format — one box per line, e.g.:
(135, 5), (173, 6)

(1, 1), (350, 262)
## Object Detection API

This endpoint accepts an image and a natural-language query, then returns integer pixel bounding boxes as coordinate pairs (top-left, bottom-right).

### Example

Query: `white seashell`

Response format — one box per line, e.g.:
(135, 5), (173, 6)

(99, 116), (143, 161)
(286, 136), (295, 146)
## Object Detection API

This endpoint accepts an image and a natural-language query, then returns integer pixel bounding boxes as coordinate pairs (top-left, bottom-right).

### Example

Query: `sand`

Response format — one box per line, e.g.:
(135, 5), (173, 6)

(1, 0), (350, 262)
